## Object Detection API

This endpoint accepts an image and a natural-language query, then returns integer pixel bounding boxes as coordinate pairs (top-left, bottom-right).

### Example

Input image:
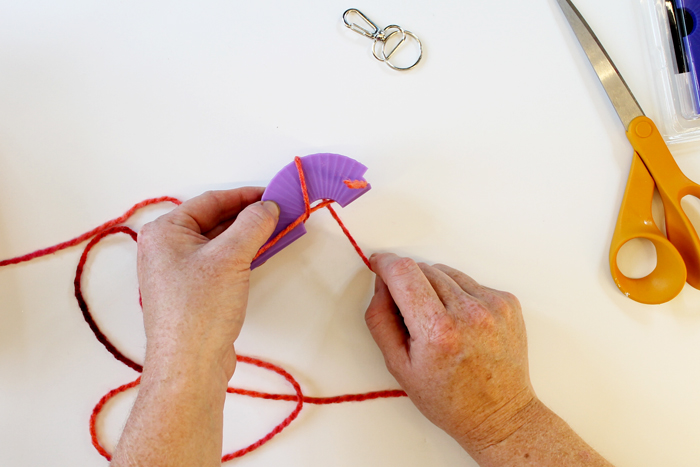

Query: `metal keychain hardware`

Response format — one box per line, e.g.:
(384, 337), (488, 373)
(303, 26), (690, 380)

(342, 8), (422, 71)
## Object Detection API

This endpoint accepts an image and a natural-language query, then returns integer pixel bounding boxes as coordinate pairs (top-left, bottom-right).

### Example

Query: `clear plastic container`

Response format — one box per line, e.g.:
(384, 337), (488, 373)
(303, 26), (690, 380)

(640, 0), (700, 142)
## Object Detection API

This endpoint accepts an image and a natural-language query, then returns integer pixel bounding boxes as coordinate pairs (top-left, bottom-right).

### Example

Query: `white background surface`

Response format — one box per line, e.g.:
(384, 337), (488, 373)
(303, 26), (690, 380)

(2, 0), (700, 465)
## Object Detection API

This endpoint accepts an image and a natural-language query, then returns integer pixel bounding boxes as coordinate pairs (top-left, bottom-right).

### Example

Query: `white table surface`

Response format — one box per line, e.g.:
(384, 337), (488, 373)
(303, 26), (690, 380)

(2, 0), (700, 465)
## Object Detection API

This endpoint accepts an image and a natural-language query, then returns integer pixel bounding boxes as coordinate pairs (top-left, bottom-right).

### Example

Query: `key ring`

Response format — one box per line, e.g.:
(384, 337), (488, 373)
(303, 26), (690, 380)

(343, 9), (423, 71)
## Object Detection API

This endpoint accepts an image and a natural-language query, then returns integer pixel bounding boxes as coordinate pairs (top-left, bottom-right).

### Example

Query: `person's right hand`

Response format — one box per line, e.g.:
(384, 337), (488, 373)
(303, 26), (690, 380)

(365, 253), (538, 453)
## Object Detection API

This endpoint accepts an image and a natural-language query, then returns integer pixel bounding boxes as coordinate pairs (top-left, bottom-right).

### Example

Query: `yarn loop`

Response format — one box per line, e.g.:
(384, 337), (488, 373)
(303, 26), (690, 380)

(0, 158), (406, 462)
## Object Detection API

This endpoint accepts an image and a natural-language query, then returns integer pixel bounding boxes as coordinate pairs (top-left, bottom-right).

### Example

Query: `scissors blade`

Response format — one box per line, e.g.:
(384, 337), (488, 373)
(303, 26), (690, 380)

(555, 0), (645, 130)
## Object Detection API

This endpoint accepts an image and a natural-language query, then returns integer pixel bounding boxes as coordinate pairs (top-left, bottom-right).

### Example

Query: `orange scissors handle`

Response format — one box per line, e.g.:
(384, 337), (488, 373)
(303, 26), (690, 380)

(611, 116), (700, 304)
(610, 152), (686, 304)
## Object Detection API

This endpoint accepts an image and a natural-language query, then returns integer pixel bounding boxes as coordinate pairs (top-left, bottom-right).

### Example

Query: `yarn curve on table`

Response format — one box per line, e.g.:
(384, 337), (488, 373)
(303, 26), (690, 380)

(0, 156), (407, 462)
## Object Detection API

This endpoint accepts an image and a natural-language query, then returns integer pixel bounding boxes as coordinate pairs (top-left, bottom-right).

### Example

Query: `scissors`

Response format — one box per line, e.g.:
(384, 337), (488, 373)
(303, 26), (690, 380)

(556, 0), (700, 304)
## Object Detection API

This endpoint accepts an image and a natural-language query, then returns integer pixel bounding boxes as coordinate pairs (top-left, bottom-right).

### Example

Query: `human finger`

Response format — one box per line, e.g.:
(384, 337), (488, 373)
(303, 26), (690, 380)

(162, 188), (265, 235)
(430, 264), (483, 296)
(365, 276), (410, 370)
(432, 263), (519, 310)
(370, 253), (445, 337)
(213, 200), (280, 264)
(203, 217), (236, 240)
(418, 263), (485, 313)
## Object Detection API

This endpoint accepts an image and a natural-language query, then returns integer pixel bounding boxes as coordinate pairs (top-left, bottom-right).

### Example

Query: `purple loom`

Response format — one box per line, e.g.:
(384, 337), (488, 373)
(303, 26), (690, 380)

(251, 153), (371, 269)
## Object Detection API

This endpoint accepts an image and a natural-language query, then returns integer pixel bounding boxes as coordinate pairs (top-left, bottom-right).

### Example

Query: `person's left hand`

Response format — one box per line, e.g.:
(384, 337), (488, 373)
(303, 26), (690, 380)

(136, 188), (279, 381)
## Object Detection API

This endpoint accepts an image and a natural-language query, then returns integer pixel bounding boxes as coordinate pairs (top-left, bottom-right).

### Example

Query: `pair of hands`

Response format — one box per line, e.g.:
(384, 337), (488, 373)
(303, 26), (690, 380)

(136, 187), (535, 455)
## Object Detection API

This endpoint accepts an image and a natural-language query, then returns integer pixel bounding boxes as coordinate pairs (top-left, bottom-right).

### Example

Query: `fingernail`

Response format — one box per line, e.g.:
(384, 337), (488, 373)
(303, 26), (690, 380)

(262, 201), (280, 218)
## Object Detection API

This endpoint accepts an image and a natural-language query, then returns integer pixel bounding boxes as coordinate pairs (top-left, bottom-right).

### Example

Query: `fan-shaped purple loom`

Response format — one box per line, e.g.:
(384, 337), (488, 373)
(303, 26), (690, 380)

(251, 153), (371, 269)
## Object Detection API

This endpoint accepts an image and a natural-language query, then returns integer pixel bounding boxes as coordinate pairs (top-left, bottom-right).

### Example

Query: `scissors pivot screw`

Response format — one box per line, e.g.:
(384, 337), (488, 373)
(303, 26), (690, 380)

(636, 122), (653, 138)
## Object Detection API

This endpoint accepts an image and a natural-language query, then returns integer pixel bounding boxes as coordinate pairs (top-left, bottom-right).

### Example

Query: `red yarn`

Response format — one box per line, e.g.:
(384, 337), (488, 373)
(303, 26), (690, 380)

(253, 156), (372, 270)
(343, 179), (369, 189)
(89, 377), (141, 459)
(0, 197), (181, 267)
(326, 204), (372, 270)
(1, 163), (406, 463)
(75, 226), (143, 373)
(296, 156), (312, 220)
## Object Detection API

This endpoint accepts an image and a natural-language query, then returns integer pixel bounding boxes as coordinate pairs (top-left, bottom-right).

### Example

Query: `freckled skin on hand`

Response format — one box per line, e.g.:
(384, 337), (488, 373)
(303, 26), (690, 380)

(366, 254), (614, 467)
(111, 188), (280, 467)
(110, 187), (613, 467)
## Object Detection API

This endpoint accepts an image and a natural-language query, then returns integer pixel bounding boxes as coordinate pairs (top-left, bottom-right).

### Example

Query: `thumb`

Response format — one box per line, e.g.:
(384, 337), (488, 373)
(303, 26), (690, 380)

(365, 275), (410, 372)
(216, 200), (280, 264)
